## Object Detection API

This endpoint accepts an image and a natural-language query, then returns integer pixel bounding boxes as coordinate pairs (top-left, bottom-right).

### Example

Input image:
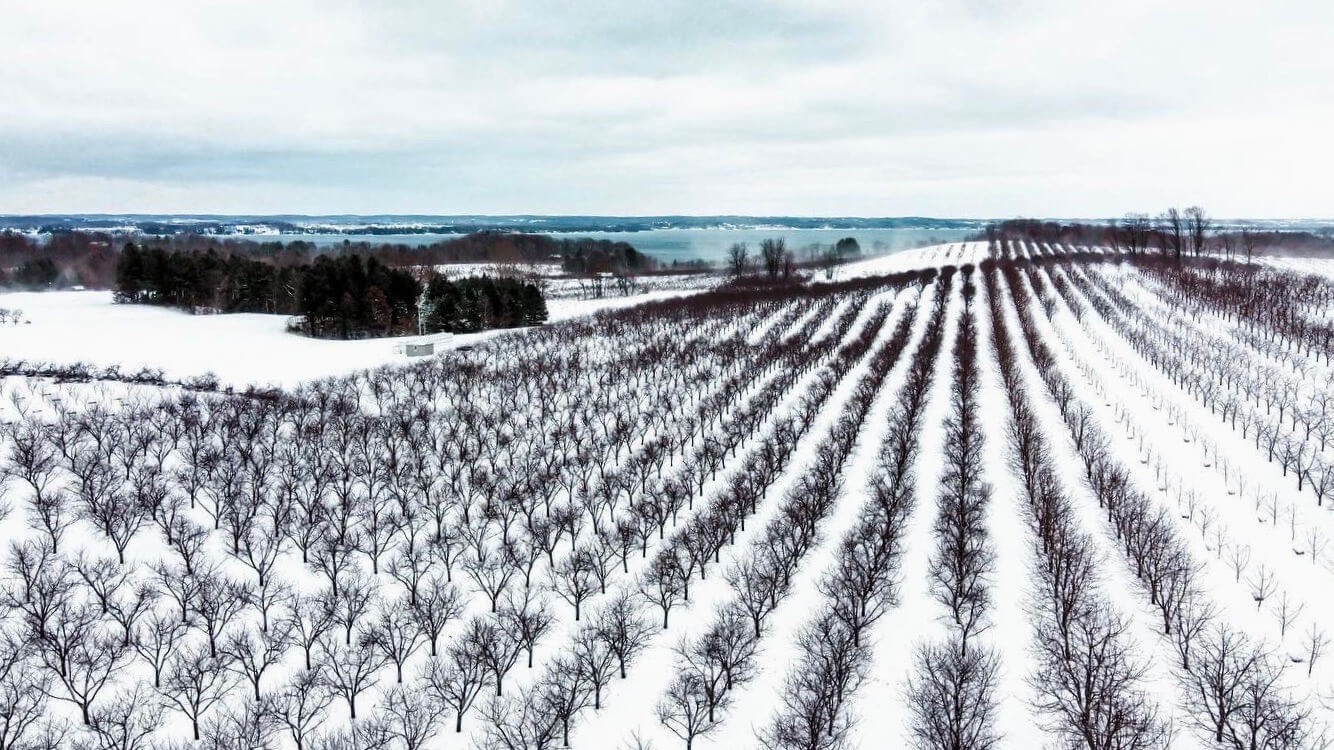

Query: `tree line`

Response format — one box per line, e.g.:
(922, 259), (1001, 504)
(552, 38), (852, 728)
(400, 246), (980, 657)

(135, 230), (657, 276)
(985, 210), (1334, 263)
(0, 231), (120, 289)
(725, 237), (864, 283)
(115, 244), (547, 339)
(1, 230), (658, 292)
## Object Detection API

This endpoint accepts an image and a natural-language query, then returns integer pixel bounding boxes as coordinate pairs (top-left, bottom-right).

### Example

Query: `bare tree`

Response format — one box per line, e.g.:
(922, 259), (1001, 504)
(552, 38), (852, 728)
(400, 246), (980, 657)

(411, 576), (463, 657)
(4, 420), (72, 552)
(781, 249), (797, 281)
(319, 636), (389, 721)
(82, 685), (161, 750)
(1160, 208), (1185, 260)
(285, 591), (337, 671)
(1305, 623), (1328, 678)
(501, 588), (554, 669)
(727, 243), (750, 279)
(1183, 625), (1308, 746)
(465, 546), (518, 614)
(907, 636), (1000, 750)
(539, 654), (592, 748)
(1227, 543), (1251, 582)
(425, 636), (492, 733)
(548, 549), (598, 622)
(363, 602), (424, 684)
(222, 622), (293, 701)
(380, 685), (442, 750)
(1123, 213), (1152, 256)
(760, 612), (869, 750)
(470, 617), (524, 697)
(273, 666), (334, 750)
(0, 632), (54, 750)
(28, 601), (131, 727)
(657, 670), (723, 750)
(1239, 228), (1259, 263)
(760, 239), (786, 280)
(74, 554), (155, 646)
(329, 570), (377, 646)
(1185, 206), (1210, 256)
(594, 589), (655, 679)
(573, 628), (619, 711)
(1249, 565), (1277, 610)
(197, 698), (281, 750)
(1273, 592), (1304, 637)
(159, 646), (236, 741)
(188, 568), (250, 657)
(642, 555), (686, 629)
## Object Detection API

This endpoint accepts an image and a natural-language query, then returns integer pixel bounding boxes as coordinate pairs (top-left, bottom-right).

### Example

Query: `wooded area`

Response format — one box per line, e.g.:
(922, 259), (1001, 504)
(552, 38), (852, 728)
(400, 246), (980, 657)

(114, 244), (547, 339)
(0, 230), (655, 291)
(984, 210), (1334, 261)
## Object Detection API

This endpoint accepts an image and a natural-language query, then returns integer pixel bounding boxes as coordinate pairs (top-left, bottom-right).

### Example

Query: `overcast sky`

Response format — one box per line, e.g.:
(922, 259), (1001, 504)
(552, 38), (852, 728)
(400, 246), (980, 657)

(1, 0), (1330, 217)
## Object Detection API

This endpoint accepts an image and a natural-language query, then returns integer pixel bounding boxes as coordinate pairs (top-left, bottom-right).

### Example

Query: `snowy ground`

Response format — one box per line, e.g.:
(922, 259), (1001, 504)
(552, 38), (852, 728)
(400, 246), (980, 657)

(0, 288), (698, 388)
(4, 244), (1332, 749)
(0, 244), (972, 389)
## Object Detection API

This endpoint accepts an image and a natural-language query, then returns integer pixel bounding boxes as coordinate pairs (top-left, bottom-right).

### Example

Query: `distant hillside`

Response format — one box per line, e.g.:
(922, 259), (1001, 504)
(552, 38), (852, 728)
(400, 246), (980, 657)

(0, 214), (993, 236)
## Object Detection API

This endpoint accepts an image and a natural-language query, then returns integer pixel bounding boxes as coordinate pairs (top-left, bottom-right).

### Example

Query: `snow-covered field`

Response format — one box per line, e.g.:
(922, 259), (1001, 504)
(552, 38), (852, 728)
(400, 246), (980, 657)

(0, 288), (697, 388)
(0, 244), (969, 389)
(3, 243), (1334, 750)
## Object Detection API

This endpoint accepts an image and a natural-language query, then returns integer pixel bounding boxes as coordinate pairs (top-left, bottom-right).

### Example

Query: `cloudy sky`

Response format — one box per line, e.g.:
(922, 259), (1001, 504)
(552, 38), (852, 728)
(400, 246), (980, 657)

(1, 0), (1330, 217)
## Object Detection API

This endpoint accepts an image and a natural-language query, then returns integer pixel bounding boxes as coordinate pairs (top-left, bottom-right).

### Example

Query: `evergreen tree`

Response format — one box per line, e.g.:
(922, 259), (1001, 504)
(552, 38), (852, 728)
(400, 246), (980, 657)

(115, 242), (145, 302)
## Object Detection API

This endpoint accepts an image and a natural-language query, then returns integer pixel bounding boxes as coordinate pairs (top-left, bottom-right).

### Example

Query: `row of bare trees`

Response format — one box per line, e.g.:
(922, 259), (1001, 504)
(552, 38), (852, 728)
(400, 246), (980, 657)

(760, 270), (951, 750)
(997, 255), (1317, 748)
(908, 270), (1003, 750)
(656, 278), (932, 749)
(367, 288), (893, 745)
(992, 208), (1273, 263)
(727, 239), (801, 282)
(475, 279), (932, 749)
(1139, 260), (1334, 364)
(0, 270), (943, 749)
(983, 256), (1172, 748)
(1063, 262), (1334, 507)
(475, 293), (882, 749)
(974, 247), (1334, 512)
(406, 292), (880, 747)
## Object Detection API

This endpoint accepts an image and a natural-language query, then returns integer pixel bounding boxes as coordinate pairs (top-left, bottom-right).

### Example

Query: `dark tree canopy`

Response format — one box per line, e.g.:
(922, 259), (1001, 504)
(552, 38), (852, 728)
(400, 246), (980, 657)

(834, 237), (861, 257)
(421, 276), (548, 334)
(115, 244), (547, 339)
(4, 229), (657, 292)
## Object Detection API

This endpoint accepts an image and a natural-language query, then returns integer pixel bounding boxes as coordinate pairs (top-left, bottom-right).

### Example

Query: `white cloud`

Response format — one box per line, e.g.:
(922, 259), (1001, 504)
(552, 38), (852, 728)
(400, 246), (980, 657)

(0, 0), (1330, 216)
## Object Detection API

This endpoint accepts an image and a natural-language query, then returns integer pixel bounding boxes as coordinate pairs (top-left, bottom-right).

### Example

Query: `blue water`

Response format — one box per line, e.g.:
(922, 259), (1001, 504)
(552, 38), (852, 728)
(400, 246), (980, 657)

(254, 227), (974, 265)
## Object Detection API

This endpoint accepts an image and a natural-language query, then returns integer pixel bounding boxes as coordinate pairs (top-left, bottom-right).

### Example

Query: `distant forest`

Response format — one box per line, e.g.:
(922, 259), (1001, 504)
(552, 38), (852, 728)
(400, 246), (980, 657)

(0, 230), (656, 291)
(115, 244), (547, 339)
(985, 211), (1334, 260)
(0, 231), (119, 290)
(0, 214), (989, 235)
